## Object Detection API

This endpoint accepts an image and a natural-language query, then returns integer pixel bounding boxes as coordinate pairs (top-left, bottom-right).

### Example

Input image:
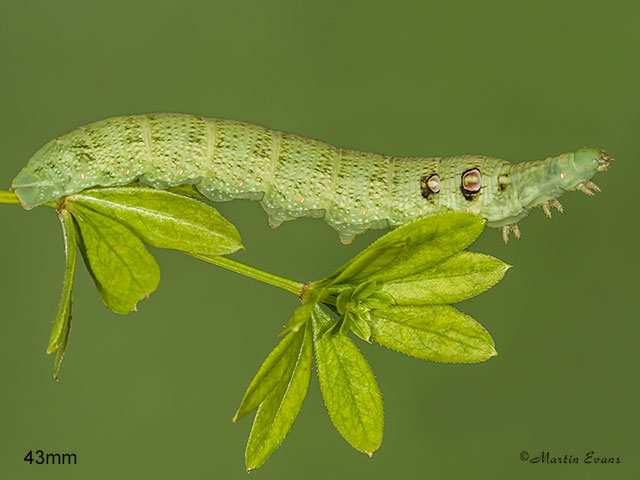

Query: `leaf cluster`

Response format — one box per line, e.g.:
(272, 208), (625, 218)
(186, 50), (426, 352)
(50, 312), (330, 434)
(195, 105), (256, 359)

(17, 186), (509, 470)
(237, 212), (510, 469)
(46, 187), (243, 379)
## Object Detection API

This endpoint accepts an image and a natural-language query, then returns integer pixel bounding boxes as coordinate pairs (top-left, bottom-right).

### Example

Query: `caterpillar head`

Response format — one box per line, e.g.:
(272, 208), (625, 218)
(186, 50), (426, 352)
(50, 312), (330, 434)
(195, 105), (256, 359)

(555, 147), (612, 193)
(574, 147), (612, 173)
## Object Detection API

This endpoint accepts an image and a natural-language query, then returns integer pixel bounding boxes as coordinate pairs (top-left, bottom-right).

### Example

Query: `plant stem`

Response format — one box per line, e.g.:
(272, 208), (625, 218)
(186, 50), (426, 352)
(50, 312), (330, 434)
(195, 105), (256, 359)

(3, 188), (304, 295)
(0, 190), (56, 208)
(190, 253), (305, 296)
(0, 190), (20, 205)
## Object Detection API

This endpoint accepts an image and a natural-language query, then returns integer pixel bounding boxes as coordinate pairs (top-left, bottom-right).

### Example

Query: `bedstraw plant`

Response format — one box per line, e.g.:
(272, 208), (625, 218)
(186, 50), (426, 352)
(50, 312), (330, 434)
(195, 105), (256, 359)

(0, 186), (509, 470)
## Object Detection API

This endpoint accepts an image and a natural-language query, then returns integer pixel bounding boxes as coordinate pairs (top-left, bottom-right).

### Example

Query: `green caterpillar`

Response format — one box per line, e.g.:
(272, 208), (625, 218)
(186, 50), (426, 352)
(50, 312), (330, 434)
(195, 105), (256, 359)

(11, 113), (612, 243)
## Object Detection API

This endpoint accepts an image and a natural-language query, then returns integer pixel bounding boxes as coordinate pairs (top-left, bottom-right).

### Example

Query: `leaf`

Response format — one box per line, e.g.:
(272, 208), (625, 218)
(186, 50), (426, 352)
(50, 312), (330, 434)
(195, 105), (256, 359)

(52, 298), (72, 381)
(369, 305), (497, 363)
(233, 329), (306, 422)
(329, 239), (409, 284)
(331, 212), (485, 285)
(336, 290), (351, 315)
(340, 311), (353, 335)
(279, 283), (329, 336)
(312, 306), (384, 456)
(349, 314), (372, 343)
(70, 204), (160, 314)
(67, 187), (242, 256)
(48, 210), (78, 380)
(379, 252), (510, 305)
(281, 303), (315, 336)
(167, 184), (206, 198)
(362, 291), (395, 309)
(245, 322), (313, 471)
(46, 210), (77, 355)
(351, 280), (378, 300)
(320, 318), (342, 340)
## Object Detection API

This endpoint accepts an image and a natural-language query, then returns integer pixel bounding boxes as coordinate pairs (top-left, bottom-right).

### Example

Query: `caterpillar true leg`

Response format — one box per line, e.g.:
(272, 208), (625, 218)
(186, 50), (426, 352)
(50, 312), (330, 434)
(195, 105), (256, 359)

(577, 181), (601, 196)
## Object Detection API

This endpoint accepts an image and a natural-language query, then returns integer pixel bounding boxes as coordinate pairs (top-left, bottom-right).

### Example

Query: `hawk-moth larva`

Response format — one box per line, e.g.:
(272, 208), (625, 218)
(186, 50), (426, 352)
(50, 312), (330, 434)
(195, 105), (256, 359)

(11, 113), (612, 243)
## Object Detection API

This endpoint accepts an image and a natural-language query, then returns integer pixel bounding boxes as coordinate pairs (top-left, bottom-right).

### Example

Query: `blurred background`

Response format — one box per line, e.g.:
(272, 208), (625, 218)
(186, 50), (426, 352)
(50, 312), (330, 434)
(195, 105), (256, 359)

(0, 1), (637, 478)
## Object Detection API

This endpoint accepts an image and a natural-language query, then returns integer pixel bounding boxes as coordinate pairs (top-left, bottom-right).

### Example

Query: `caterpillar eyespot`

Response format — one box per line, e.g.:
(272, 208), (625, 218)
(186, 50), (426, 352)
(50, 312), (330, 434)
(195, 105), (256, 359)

(462, 169), (482, 193)
(10, 113), (612, 244)
(461, 168), (482, 200)
(420, 174), (440, 199)
(426, 175), (440, 194)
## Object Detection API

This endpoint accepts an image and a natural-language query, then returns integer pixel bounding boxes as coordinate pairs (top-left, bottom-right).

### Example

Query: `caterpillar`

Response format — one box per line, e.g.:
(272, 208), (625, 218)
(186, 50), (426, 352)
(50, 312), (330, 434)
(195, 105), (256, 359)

(11, 113), (612, 244)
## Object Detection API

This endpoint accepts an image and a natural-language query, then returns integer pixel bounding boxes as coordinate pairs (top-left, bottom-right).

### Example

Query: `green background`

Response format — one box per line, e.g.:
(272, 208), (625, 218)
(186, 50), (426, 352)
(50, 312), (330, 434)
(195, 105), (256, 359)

(1, 1), (637, 478)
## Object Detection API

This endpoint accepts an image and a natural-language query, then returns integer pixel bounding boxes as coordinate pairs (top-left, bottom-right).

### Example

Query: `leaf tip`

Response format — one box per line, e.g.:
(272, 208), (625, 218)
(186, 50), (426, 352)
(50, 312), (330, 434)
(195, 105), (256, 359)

(367, 451), (375, 459)
(489, 347), (499, 358)
(45, 344), (58, 355)
(246, 467), (255, 474)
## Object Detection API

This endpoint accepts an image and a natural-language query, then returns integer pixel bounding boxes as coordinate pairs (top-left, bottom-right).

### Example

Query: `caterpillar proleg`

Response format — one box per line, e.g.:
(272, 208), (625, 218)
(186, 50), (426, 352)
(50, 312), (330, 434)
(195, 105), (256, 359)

(11, 113), (612, 243)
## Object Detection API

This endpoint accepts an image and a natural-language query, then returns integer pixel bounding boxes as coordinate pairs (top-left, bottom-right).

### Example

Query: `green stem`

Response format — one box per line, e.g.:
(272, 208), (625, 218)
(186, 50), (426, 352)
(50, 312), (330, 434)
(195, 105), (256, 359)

(0, 190), (56, 208)
(0, 190), (20, 205)
(191, 253), (305, 296)
(3, 188), (303, 295)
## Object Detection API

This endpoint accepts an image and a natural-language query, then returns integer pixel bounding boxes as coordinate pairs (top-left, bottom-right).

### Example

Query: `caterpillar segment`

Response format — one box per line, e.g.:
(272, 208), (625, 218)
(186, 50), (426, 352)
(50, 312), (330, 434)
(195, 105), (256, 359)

(10, 113), (612, 244)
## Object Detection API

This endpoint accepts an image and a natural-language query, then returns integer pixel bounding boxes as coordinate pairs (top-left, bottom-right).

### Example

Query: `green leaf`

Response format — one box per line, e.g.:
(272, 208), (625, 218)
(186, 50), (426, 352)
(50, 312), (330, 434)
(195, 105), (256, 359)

(336, 290), (351, 315)
(52, 298), (72, 381)
(47, 210), (78, 380)
(245, 322), (313, 471)
(320, 318), (342, 340)
(369, 305), (497, 362)
(233, 329), (306, 423)
(379, 252), (510, 305)
(340, 311), (353, 335)
(67, 187), (242, 256)
(70, 204), (160, 314)
(329, 239), (409, 284)
(279, 283), (329, 336)
(331, 212), (484, 285)
(312, 306), (383, 456)
(362, 291), (395, 309)
(351, 280), (378, 300)
(281, 303), (315, 336)
(166, 184), (206, 198)
(349, 314), (372, 343)
(46, 210), (77, 355)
